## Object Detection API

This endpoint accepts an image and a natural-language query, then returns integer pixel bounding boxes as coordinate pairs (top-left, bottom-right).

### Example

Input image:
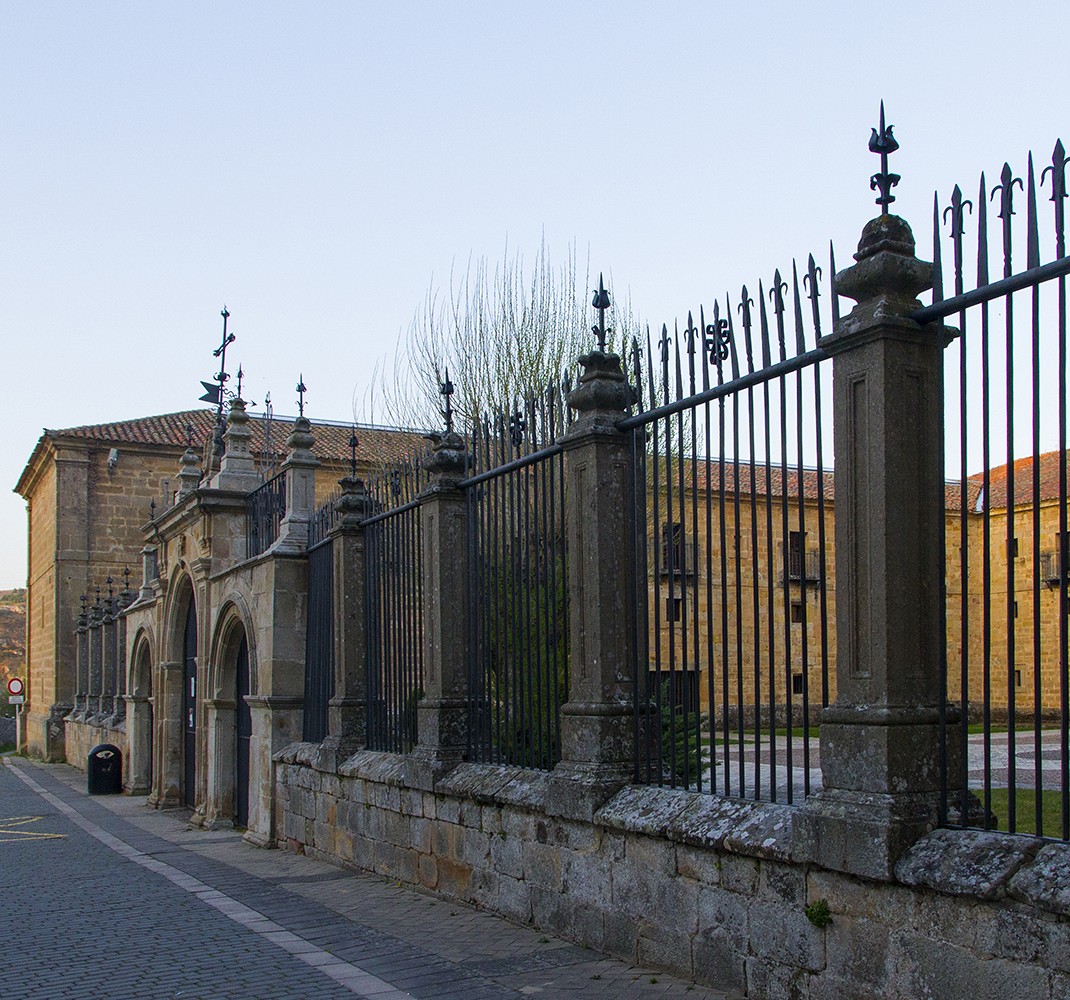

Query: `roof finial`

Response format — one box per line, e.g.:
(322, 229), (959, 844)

(868, 100), (901, 214)
(348, 426), (359, 478)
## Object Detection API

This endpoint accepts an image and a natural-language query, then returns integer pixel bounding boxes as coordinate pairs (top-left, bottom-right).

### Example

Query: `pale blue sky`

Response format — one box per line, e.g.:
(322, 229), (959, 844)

(2, 1), (1065, 585)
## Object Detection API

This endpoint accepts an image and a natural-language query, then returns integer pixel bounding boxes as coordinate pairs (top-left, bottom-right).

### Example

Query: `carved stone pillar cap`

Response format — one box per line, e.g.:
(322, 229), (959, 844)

(335, 475), (372, 519)
(567, 351), (638, 416)
(424, 430), (467, 479)
(836, 214), (932, 308)
(177, 446), (202, 496)
(285, 415), (317, 464)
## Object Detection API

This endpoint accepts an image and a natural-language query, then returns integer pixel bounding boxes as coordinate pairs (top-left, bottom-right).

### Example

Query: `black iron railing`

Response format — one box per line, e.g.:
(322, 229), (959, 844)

(302, 534), (334, 742)
(621, 254), (836, 802)
(462, 387), (569, 770)
(307, 492), (340, 549)
(245, 471), (287, 558)
(364, 461), (424, 754)
(931, 139), (1070, 842)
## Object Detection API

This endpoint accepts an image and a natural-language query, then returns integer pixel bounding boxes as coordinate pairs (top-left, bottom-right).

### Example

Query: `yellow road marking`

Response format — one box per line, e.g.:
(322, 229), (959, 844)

(0, 815), (66, 842)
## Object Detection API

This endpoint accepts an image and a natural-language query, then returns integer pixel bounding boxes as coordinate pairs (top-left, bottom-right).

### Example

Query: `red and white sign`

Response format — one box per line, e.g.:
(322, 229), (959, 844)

(7, 677), (24, 697)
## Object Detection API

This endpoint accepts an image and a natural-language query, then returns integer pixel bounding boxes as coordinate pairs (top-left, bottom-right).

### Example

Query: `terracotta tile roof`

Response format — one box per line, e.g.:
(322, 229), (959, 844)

(968, 450), (1069, 510)
(685, 458), (836, 503)
(45, 408), (426, 467)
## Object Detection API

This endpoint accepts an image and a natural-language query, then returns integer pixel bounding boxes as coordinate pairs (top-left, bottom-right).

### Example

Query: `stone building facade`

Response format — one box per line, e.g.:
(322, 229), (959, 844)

(14, 407), (420, 762)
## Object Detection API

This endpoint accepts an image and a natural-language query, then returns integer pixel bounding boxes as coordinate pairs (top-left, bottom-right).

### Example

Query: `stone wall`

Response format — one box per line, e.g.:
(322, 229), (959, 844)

(276, 747), (1069, 1000)
(64, 717), (126, 774)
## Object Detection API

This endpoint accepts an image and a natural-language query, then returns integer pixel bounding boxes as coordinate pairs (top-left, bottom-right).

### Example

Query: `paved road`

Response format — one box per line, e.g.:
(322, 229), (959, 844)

(0, 758), (734, 1000)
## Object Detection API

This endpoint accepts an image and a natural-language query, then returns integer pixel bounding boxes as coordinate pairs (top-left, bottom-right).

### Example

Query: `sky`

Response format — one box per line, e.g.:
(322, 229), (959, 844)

(2, 0), (1066, 587)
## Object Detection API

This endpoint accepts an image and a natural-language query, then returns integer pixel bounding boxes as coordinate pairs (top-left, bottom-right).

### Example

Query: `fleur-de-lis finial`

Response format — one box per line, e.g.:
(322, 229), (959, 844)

(236, 365), (245, 400)
(122, 566), (132, 593)
(296, 375), (307, 417)
(186, 423), (194, 448)
(149, 498), (156, 519)
(868, 101), (901, 214)
(348, 426), (359, 478)
(440, 369), (455, 433)
(591, 274), (612, 353)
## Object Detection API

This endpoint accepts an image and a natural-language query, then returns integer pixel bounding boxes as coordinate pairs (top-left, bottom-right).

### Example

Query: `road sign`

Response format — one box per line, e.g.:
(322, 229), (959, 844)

(7, 678), (24, 697)
(8, 695), (24, 705)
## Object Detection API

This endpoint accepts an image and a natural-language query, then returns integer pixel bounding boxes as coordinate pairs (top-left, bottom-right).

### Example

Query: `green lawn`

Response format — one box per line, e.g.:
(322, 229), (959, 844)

(985, 788), (1066, 840)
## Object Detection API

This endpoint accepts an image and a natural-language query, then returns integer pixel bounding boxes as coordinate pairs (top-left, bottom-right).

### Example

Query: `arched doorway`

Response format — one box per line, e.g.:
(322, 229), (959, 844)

(235, 634), (251, 826)
(127, 633), (154, 794)
(182, 599), (197, 809)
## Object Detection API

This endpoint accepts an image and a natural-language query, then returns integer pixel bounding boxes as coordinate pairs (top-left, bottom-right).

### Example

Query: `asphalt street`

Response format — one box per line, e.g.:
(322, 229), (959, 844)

(0, 758), (733, 1000)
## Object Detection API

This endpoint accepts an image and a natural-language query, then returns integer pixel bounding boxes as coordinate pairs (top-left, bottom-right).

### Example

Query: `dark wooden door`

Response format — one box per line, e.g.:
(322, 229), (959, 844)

(182, 600), (197, 808)
(235, 635), (251, 826)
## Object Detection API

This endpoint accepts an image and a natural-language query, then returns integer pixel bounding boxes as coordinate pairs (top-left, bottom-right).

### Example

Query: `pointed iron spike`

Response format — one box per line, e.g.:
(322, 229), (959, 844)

(828, 241), (841, 326)
(756, 279), (769, 372)
(977, 172), (989, 286)
(645, 328), (658, 411)
(725, 293), (740, 382)
(698, 305), (711, 393)
(792, 260), (807, 355)
(931, 193), (944, 303)
(673, 320), (684, 400)
(1027, 153), (1041, 269)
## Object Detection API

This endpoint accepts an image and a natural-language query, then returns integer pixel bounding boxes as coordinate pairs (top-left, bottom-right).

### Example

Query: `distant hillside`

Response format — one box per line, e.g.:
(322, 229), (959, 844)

(0, 603), (25, 686)
(0, 588), (26, 605)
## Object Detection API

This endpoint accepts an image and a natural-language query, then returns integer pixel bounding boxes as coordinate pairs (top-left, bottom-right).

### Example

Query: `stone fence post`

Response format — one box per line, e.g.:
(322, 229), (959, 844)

(72, 604), (88, 719)
(320, 474), (374, 764)
(413, 432), (469, 783)
(552, 350), (638, 814)
(274, 416), (319, 554)
(87, 598), (104, 724)
(800, 213), (964, 879)
(100, 589), (117, 721)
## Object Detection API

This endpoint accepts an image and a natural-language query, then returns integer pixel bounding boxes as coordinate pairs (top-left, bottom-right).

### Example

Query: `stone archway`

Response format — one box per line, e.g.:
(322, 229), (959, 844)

(126, 629), (154, 794)
(151, 571), (197, 811)
(205, 604), (255, 829)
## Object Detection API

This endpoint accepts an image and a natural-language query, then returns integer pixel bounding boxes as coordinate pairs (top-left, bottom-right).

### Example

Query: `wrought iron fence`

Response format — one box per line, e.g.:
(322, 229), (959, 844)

(462, 386), (569, 770)
(245, 471), (287, 558)
(308, 491), (340, 549)
(364, 460), (425, 753)
(303, 531), (334, 743)
(621, 254), (836, 802)
(920, 139), (1070, 842)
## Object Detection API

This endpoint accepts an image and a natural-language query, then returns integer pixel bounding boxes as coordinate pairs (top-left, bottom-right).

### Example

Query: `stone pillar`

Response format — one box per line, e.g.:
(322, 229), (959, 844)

(209, 398), (261, 493)
(140, 546), (158, 600)
(551, 350), (639, 814)
(100, 590), (117, 721)
(177, 441), (203, 498)
(319, 476), (373, 764)
(87, 598), (104, 724)
(413, 432), (469, 782)
(799, 214), (964, 879)
(273, 415), (320, 553)
(112, 589), (132, 725)
(149, 660), (184, 808)
(72, 605), (88, 719)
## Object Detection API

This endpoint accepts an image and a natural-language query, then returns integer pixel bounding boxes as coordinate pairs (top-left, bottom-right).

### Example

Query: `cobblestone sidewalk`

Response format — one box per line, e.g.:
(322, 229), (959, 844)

(0, 758), (736, 999)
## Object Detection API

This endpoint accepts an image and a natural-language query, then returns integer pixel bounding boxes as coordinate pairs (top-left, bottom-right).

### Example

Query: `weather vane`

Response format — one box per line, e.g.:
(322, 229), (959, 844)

(199, 307), (236, 454)
(440, 369), (455, 433)
(869, 100), (900, 214)
(591, 274), (612, 353)
(296, 375), (307, 417)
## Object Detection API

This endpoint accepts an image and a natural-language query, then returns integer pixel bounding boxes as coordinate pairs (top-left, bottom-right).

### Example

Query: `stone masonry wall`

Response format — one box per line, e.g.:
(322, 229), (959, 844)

(275, 747), (1069, 1000)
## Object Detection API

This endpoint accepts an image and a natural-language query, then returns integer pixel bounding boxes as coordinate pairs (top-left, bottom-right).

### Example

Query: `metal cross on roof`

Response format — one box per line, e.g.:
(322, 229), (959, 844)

(440, 369), (455, 433)
(869, 101), (901, 214)
(296, 375), (307, 417)
(591, 274), (612, 353)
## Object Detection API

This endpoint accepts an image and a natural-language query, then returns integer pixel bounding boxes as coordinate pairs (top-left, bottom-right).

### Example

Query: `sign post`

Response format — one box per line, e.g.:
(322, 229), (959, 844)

(7, 678), (24, 753)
